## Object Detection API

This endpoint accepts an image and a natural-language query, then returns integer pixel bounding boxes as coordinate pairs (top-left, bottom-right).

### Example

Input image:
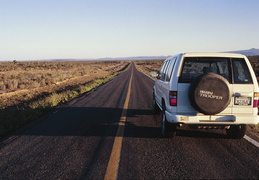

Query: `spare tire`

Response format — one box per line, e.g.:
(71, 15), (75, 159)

(189, 73), (231, 115)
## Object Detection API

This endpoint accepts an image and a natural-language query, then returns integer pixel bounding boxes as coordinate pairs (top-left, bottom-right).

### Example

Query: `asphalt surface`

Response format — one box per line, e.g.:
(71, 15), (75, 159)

(0, 63), (258, 179)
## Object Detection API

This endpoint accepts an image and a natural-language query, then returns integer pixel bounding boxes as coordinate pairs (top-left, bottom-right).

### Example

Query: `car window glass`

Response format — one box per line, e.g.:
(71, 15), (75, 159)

(159, 61), (166, 80)
(166, 58), (176, 81)
(160, 60), (169, 81)
(232, 58), (252, 84)
(162, 60), (171, 81)
(179, 57), (230, 83)
(164, 60), (172, 81)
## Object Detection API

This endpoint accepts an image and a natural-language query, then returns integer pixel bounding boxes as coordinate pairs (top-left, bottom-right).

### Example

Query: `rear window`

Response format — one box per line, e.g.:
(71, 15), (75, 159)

(179, 57), (252, 84)
(179, 57), (230, 83)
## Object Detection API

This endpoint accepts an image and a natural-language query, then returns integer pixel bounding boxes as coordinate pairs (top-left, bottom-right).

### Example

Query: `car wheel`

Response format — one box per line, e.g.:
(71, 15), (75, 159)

(152, 93), (160, 115)
(161, 108), (176, 138)
(226, 125), (246, 139)
(189, 73), (231, 115)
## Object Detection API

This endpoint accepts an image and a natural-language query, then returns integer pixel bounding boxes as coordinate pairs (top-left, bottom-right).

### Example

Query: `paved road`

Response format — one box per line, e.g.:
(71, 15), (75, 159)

(0, 63), (258, 179)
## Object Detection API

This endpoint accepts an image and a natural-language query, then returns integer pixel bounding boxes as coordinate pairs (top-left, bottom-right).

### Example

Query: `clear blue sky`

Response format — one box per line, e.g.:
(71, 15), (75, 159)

(0, 0), (259, 60)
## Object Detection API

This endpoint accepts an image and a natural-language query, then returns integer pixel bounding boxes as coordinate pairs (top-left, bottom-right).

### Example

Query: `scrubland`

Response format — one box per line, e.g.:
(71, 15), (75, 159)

(0, 60), (125, 93)
(0, 60), (130, 136)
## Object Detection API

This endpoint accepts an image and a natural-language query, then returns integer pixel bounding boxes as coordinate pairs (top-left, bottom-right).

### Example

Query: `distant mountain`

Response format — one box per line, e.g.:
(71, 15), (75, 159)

(95, 56), (168, 61)
(43, 56), (168, 61)
(225, 48), (259, 56)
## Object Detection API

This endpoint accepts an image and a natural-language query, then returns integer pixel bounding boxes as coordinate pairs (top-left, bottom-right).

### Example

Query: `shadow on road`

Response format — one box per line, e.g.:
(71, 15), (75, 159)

(10, 106), (228, 139)
(176, 129), (227, 139)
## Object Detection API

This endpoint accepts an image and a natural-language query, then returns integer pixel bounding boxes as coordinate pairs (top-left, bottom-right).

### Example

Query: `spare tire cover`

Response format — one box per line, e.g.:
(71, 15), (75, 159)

(189, 73), (231, 115)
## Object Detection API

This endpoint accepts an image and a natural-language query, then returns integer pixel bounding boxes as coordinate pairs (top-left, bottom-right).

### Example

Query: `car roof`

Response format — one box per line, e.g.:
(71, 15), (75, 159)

(181, 52), (246, 58)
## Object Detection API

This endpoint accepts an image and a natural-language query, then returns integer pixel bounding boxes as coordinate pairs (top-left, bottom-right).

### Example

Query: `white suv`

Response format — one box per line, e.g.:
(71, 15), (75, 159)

(152, 53), (259, 139)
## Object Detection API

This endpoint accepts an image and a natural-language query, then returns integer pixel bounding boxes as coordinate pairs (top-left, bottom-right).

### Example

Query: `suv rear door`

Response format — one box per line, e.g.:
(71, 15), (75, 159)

(177, 56), (255, 115)
(178, 57), (233, 114)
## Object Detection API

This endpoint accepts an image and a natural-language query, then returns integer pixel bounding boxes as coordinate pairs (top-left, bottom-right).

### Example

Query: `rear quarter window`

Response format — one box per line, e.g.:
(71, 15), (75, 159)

(232, 58), (252, 84)
(165, 58), (176, 81)
(160, 60), (170, 81)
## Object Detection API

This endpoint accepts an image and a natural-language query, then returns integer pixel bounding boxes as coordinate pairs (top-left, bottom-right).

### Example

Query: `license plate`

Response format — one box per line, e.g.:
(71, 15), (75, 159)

(234, 97), (252, 106)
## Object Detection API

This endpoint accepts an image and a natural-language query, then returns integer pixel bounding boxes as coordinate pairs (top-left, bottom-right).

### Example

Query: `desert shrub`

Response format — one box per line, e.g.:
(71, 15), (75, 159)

(30, 81), (40, 88)
(0, 81), (6, 90)
(6, 79), (18, 90)
(248, 56), (259, 72)
(40, 79), (46, 87)
(45, 76), (54, 85)
(13, 79), (19, 89)
(18, 84), (26, 89)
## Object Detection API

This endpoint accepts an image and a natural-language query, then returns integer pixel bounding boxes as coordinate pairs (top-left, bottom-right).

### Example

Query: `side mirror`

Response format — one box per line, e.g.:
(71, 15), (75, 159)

(150, 71), (159, 78)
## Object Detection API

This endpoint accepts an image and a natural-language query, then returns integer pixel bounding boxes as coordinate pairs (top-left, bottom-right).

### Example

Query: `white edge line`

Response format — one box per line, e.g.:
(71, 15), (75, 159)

(135, 67), (156, 81)
(244, 135), (259, 148)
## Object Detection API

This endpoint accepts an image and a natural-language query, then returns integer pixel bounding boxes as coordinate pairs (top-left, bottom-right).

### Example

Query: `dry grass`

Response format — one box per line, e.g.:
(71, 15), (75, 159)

(0, 61), (128, 108)
(0, 60), (130, 136)
(134, 60), (163, 75)
(0, 60), (125, 94)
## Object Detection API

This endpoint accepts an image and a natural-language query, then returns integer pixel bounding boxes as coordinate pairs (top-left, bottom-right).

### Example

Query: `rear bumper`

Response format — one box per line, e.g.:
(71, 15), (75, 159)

(165, 111), (259, 125)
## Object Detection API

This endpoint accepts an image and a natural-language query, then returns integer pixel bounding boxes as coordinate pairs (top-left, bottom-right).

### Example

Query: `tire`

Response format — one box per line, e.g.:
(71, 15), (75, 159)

(161, 107), (176, 138)
(226, 125), (246, 139)
(189, 73), (231, 115)
(152, 93), (160, 115)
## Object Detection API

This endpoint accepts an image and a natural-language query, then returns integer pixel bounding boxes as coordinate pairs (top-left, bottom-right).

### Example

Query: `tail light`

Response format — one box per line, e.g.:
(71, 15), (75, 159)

(169, 91), (177, 106)
(253, 92), (259, 107)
